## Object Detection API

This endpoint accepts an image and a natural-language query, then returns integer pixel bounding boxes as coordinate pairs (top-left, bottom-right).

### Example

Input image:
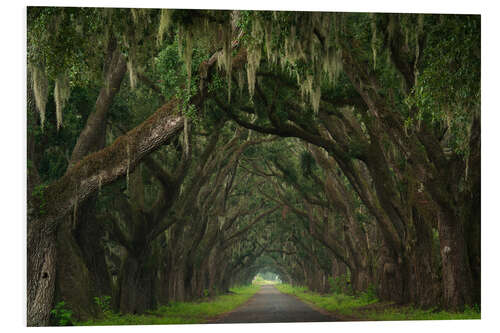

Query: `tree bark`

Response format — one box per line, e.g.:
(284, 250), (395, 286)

(68, 43), (127, 167)
(27, 219), (57, 326)
(438, 210), (474, 311)
(118, 248), (157, 314)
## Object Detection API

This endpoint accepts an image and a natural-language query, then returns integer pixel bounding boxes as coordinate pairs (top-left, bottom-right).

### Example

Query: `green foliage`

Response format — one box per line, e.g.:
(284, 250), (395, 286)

(299, 150), (317, 177)
(78, 285), (260, 326)
(94, 295), (112, 315)
(407, 15), (480, 156)
(358, 284), (377, 303)
(253, 273), (279, 285)
(276, 283), (375, 314)
(50, 301), (73, 326)
(32, 183), (49, 215)
(276, 284), (479, 320)
(367, 304), (480, 321)
(328, 274), (352, 295)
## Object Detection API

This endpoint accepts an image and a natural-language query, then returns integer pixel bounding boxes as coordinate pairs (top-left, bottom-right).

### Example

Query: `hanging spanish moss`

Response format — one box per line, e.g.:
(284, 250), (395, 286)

(127, 59), (138, 90)
(157, 9), (173, 46)
(240, 12), (342, 113)
(414, 14), (424, 86)
(370, 13), (377, 70)
(246, 18), (263, 100)
(29, 64), (49, 130)
(54, 73), (70, 130)
(126, 142), (130, 190)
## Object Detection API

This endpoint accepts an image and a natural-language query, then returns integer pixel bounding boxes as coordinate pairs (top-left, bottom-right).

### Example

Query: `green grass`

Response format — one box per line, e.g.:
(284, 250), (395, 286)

(275, 284), (480, 321)
(77, 285), (260, 326)
(366, 305), (481, 321)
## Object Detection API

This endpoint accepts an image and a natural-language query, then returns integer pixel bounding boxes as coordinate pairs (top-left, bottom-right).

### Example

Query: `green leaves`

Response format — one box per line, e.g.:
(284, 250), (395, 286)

(407, 15), (480, 156)
(50, 301), (73, 326)
(94, 295), (112, 316)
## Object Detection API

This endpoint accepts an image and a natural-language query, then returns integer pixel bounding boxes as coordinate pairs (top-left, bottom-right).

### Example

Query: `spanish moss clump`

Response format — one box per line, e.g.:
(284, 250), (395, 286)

(54, 74), (70, 130)
(370, 13), (377, 70)
(414, 14), (424, 86)
(174, 11), (235, 99)
(177, 25), (195, 93)
(246, 46), (261, 100)
(215, 23), (234, 102)
(29, 64), (49, 130)
(157, 9), (173, 46)
(299, 75), (321, 114)
(246, 18), (264, 99)
(126, 142), (131, 191)
(130, 8), (149, 26)
(237, 70), (245, 96)
(127, 59), (138, 90)
(243, 12), (342, 113)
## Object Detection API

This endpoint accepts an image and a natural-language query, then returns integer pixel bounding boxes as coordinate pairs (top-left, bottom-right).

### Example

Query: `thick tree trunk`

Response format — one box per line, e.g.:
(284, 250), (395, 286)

(438, 211), (474, 310)
(55, 222), (98, 321)
(407, 208), (441, 308)
(74, 195), (113, 299)
(27, 71), (58, 327)
(118, 249), (157, 314)
(377, 246), (408, 304)
(464, 116), (481, 305)
(158, 253), (171, 305)
(55, 196), (113, 321)
(27, 219), (57, 326)
(68, 43), (127, 167)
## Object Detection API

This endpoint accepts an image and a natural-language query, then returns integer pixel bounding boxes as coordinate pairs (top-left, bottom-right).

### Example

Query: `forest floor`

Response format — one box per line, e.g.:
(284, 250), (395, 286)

(275, 284), (481, 321)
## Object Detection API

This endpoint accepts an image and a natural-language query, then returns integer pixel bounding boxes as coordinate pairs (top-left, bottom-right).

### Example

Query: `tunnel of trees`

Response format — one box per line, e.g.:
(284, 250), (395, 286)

(27, 8), (480, 326)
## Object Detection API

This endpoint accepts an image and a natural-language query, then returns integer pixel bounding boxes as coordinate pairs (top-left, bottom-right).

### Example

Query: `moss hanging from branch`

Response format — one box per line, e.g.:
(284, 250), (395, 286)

(157, 9), (173, 46)
(54, 74), (70, 130)
(370, 13), (377, 70)
(248, 12), (342, 113)
(127, 59), (138, 90)
(413, 14), (424, 86)
(246, 18), (264, 99)
(177, 25), (195, 94)
(29, 64), (49, 130)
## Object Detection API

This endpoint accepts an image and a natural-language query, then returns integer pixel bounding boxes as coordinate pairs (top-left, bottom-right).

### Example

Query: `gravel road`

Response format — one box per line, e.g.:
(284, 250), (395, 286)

(215, 285), (337, 324)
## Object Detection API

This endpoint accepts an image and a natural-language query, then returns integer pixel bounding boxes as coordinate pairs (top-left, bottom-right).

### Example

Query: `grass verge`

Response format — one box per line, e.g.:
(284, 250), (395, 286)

(77, 285), (260, 326)
(275, 284), (480, 321)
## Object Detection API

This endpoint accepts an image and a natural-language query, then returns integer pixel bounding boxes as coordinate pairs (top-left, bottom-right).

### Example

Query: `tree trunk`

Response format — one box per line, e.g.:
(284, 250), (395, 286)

(377, 246), (408, 304)
(74, 194), (113, 299)
(118, 249), (157, 314)
(407, 208), (441, 308)
(438, 210), (474, 310)
(27, 218), (57, 326)
(55, 222), (98, 321)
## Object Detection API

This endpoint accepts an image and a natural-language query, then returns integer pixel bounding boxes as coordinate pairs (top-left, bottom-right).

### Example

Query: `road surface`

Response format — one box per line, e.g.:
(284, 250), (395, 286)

(215, 285), (337, 323)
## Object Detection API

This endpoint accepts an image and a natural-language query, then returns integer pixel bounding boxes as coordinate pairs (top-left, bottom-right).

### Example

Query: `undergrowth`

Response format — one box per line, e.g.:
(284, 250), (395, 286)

(76, 285), (260, 326)
(275, 284), (480, 321)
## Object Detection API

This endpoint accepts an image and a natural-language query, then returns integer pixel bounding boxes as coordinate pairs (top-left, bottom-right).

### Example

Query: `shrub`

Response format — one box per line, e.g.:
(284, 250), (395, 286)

(50, 301), (73, 326)
(328, 274), (352, 294)
(94, 295), (112, 316)
(358, 284), (378, 302)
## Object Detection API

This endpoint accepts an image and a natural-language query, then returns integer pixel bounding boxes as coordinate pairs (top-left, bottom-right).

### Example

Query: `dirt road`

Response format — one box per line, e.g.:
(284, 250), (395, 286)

(215, 285), (337, 324)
